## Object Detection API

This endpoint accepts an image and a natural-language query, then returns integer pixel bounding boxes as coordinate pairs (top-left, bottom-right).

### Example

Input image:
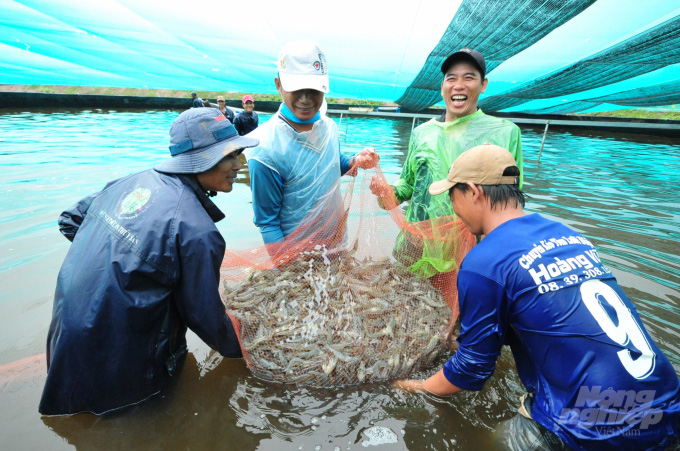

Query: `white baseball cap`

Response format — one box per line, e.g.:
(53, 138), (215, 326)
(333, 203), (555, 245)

(277, 40), (329, 93)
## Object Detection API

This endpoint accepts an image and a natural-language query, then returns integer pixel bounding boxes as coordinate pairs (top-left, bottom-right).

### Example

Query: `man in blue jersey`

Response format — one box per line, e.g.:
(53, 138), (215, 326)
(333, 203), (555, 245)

(245, 40), (378, 253)
(394, 144), (680, 450)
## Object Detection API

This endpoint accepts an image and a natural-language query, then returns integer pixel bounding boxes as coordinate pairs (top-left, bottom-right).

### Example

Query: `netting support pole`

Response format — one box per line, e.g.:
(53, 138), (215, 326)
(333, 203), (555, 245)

(338, 113), (349, 141)
(411, 116), (417, 133)
(538, 120), (551, 162)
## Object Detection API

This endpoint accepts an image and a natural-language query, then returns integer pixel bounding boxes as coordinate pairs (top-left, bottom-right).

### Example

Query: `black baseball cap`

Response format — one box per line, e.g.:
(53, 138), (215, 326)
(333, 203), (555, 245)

(441, 48), (486, 79)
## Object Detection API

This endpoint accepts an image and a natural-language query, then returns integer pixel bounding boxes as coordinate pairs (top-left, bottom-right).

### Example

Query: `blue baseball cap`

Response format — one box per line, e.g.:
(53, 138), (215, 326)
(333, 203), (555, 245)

(155, 108), (258, 174)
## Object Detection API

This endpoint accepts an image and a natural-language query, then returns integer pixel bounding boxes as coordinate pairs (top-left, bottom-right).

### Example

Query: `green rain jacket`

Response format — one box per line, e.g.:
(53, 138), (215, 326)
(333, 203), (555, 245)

(391, 109), (523, 277)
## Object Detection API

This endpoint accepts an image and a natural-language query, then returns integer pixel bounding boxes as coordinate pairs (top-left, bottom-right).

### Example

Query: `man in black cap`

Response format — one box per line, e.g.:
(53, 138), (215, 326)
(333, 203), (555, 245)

(370, 48), (523, 316)
(39, 109), (259, 416)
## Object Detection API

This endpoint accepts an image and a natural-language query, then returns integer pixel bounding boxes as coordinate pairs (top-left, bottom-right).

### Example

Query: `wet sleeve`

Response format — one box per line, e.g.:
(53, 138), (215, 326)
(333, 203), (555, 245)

(58, 178), (126, 241)
(175, 222), (242, 358)
(392, 133), (417, 203)
(339, 152), (353, 175)
(248, 159), (285, 244)
(58, 192), (97, 241)
(442, 270), (507, 391)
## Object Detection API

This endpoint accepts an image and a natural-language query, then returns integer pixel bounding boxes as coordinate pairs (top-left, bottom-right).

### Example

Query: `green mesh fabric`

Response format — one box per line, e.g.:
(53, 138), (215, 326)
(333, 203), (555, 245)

(517, 100), (597, 115)
(391, 110), (522, 277)
(396, 0), (597, 111)
(480, 15), (680, 112)
(588, 79), (680, 107)
(516, 79), (680, 114)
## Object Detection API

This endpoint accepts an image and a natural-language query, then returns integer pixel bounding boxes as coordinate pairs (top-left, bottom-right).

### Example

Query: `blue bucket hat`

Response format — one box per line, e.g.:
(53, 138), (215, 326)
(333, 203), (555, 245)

(155, 108), (259, 174)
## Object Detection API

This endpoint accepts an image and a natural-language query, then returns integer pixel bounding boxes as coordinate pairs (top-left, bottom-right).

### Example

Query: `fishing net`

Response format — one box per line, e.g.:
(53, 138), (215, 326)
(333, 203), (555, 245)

(220, 163), (475, 387)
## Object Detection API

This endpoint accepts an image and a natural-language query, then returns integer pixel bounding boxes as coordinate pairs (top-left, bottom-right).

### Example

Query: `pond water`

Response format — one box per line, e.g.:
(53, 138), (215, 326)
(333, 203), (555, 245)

(1, 109), (678, 450)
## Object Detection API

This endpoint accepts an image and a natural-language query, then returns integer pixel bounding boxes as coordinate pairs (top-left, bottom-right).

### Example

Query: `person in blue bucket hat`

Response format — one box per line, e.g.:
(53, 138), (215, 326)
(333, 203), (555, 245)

(39, 108), (258, 416)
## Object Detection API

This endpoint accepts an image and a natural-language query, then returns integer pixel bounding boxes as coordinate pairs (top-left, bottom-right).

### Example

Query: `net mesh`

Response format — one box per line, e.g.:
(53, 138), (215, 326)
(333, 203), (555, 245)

(220, 163), (475, 387)
(587, 79), (680, 107)
(516, 100), (598, 115)
(479, 15), (680, 112)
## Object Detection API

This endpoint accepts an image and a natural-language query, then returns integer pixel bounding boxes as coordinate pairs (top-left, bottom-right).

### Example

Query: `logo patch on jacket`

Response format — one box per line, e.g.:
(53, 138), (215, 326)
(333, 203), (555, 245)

(117, 187), (152, 219)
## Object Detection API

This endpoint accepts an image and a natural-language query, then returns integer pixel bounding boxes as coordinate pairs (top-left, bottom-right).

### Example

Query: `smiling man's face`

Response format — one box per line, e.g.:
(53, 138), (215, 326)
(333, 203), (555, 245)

(195, 151), (243, 193)
(441, 61), (488, 122)
(275, 77), (324, 123)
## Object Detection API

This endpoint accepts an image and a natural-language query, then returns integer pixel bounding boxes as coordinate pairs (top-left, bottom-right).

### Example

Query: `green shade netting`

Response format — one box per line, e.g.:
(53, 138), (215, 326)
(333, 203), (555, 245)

(397, 0), (598, 111)
(1, 0), (679, 113)
(480, 15), (680, 112)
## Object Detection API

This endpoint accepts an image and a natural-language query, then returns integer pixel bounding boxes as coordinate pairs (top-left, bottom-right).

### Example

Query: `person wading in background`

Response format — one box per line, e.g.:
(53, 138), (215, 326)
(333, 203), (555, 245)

(217, 95), (235, 122)
(234, 94), (259, 135)
(190, 91), (203, 108)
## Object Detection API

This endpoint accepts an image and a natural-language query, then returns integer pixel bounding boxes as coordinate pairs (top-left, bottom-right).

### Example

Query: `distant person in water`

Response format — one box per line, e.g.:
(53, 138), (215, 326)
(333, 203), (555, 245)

(216, 95), (235, 122)
(233, 94), (258, 136)
(394, 144), (680, 450)
(191, 91), (203, 108)
(244, 39), (379, 252)
(39, 109), (258, 416)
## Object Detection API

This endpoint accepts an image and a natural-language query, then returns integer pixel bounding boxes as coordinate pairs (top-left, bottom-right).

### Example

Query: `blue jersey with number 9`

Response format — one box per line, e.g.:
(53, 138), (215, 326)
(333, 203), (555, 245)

(444, 213), (680, 450)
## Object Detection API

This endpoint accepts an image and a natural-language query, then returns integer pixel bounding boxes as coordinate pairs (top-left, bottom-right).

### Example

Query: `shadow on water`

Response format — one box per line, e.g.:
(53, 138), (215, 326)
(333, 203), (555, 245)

(1, 110), (678, 449)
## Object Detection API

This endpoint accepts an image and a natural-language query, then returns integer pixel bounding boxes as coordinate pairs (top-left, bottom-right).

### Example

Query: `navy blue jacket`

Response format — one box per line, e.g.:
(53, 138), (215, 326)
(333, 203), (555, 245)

(234, 111), (259, 136)
(219, 106), (235, 123)
(39, 169), (241, 416)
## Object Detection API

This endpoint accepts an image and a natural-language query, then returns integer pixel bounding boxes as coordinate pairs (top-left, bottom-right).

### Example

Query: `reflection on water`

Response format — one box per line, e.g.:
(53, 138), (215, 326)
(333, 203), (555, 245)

(522, 128), (680, 364)
(0, 109), (678, 449)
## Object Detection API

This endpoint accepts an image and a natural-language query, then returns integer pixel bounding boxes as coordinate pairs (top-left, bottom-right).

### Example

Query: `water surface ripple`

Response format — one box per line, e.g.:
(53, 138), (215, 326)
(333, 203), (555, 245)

(1, 110), (678, 450)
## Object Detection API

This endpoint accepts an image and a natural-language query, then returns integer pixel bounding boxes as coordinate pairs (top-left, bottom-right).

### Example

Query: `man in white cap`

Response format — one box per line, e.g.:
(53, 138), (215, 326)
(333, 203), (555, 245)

(245, 39), (379, 252)
(394, 144), (680, 450)
(39, 109), (259, 416)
